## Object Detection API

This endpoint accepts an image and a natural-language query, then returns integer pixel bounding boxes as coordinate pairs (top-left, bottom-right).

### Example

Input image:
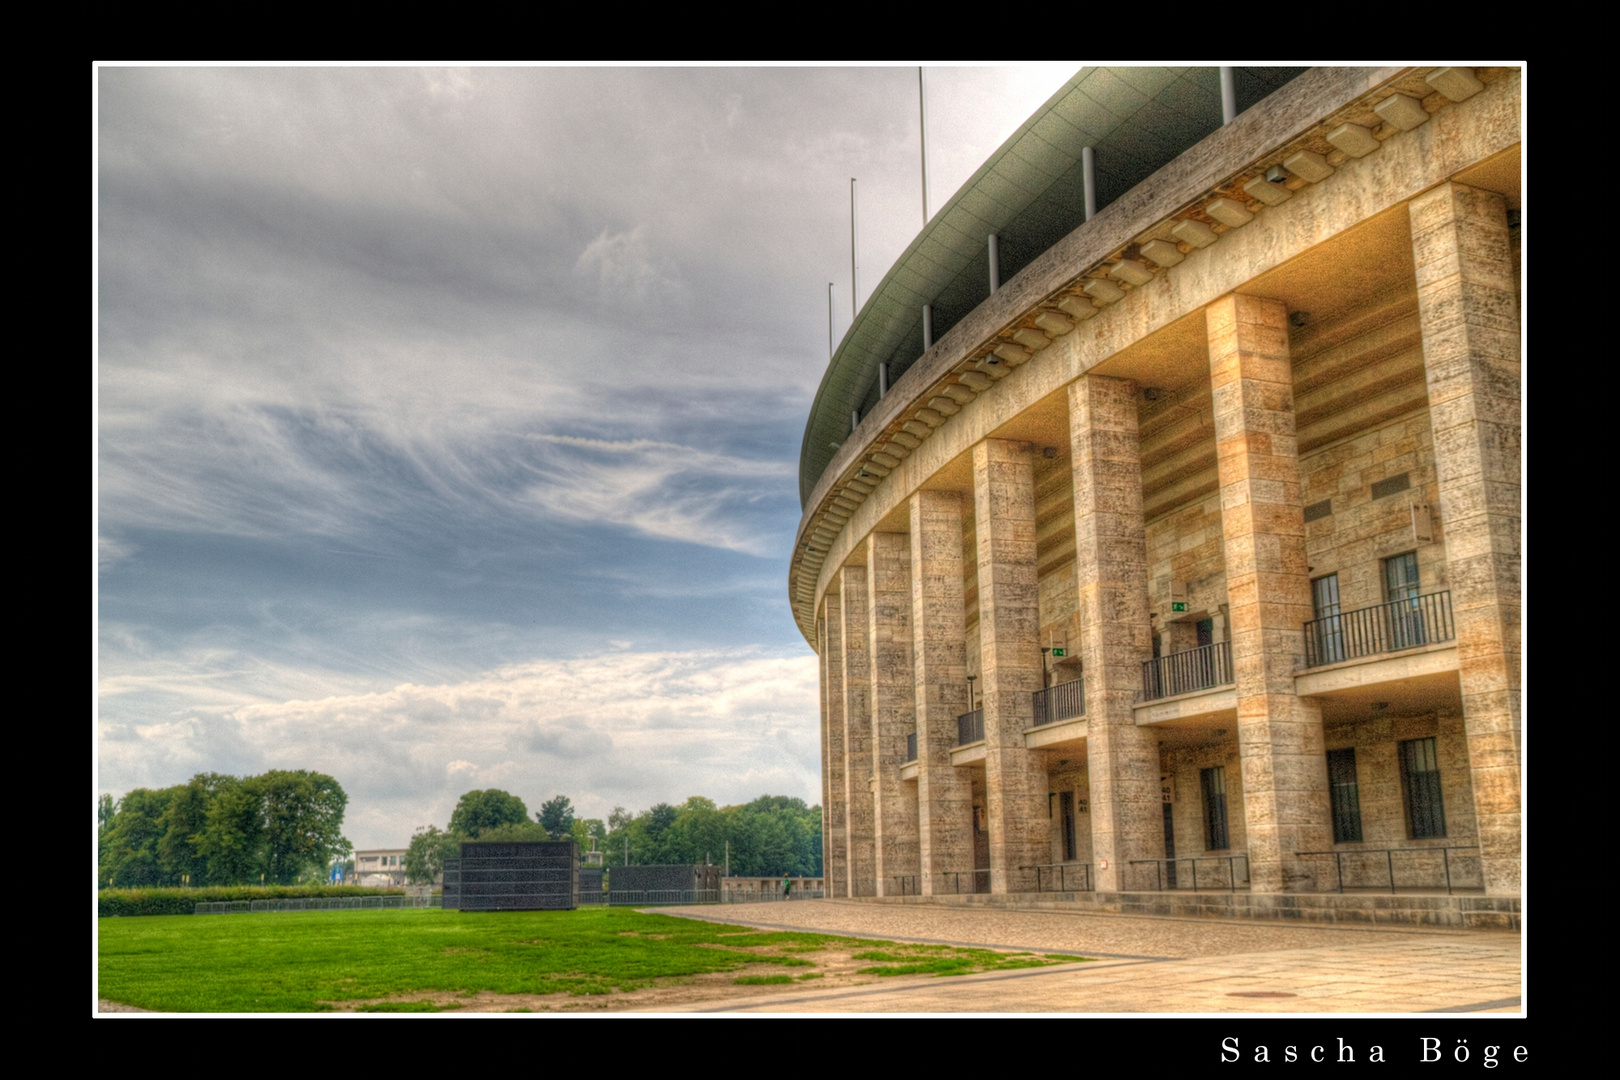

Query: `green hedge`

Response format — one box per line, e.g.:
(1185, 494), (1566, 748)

(99, 885), (404, 918)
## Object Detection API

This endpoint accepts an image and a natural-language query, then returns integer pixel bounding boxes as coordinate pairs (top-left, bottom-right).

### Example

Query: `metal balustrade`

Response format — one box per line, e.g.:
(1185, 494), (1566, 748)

(956, 708), (984, 746)
(942, 869), (992, 894)
(1019, 862), (1093, 892)
(1295, 845), (1480, 894)
(1128, 854), (1250, 892)
(1030, 678), (1085, 727)
(1303, 591), (1454, 667)
(1140, 641), (1232, 701)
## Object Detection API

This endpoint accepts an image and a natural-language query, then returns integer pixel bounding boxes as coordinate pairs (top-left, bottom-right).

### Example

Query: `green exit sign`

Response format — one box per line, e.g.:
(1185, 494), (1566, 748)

(1050, 648), (1066, 658)
(1171, 602), (1188, 612)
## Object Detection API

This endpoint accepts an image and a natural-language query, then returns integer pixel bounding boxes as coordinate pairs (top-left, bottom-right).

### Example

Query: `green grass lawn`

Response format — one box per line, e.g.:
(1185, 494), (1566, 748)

(97, 907), (1080, 1012)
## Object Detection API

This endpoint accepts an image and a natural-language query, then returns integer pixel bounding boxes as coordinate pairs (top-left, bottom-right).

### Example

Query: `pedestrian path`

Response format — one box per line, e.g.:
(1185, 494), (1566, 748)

(653, 899), (1521, 1014)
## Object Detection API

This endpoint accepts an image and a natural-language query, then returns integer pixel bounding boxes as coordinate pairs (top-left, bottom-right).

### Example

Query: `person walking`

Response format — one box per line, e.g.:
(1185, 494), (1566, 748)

(781, 874), (792, 899)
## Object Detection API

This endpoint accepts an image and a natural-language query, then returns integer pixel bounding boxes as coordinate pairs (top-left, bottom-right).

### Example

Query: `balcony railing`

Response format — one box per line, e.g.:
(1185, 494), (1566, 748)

(1304, 590), (1453, 667)
(904, 731), (917, 763)
(956, 709), (984, 746)
(1031, 678), (1086, 728)
(1141, 641), (1232, 701)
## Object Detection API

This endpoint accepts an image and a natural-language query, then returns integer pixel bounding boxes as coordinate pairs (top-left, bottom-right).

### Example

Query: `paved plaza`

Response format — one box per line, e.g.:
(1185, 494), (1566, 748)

(651, 899), (1522, 1014)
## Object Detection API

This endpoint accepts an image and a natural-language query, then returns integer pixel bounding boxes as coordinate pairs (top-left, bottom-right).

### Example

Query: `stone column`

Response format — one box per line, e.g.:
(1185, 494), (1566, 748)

(1410, 182), (1521, 896)
(909, 489), (975, 895)
(971, 438), (1049, 893)
(819, 603), (848, 899)
(1207, 293), (1333, 893)
(868, 532), (921, 895)
(840, 564), (875, 897)
(1070, 374), (1162, 892)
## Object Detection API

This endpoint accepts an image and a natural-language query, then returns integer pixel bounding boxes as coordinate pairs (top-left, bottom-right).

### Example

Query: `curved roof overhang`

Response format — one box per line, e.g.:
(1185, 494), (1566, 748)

(799, 66), (1307, 506)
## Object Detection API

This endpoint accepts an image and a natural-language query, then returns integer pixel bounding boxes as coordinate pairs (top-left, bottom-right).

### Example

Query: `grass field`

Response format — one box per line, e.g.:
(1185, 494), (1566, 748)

(97, 907), (1079, 1012)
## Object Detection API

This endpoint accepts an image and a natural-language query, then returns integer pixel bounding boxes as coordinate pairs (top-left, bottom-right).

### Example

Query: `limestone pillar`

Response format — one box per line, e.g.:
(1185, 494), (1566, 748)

(1070, 374), (1162, 892)
(819, 603), (848, 899)
(1207, 293), (1333, 893)
(909, 489), (975, 895)
(1410, 182), (1521, 896)
(971, 438), (1049, 893)
(840, 564), (875, 897)
(868, 532), (921, 895)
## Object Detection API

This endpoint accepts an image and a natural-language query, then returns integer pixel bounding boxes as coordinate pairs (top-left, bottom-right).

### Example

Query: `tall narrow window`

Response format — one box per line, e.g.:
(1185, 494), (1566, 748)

(1326, 748), (1363, 843)
(1384, 552), (1425, 650)
(1312, 574), (1344, 664)
(1201, 766), (1230, 851)
(1060, 791), (1076, 861)
(1398, 737), (1447, 839)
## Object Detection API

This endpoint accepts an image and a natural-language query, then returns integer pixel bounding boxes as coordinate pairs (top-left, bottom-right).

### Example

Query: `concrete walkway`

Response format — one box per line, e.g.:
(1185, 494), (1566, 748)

(651, 899), (1522, 1014)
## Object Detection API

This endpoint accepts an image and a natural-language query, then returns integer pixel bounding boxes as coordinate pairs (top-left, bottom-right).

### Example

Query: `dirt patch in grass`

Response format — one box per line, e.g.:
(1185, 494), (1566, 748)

(319, 943), (1079, 1013)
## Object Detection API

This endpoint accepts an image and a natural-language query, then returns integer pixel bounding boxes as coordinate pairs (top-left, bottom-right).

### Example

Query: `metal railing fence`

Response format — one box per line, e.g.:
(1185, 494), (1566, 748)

(941, 869), (992, 894)
(1128, 854), (1250, 892)
(1018, 862), (1093, 892)
(1303, 591), (1454, 667)
(720, 889), (826, 903)
(1295, 845), (1481, 894)
(1031, 678), (1086, 727)
(957, 709), (984, 746)
(1141, 641), (1232, 701)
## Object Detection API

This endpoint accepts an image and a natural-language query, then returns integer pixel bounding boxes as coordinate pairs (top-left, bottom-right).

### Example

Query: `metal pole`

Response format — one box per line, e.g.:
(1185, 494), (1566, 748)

(1220, 67), (1237, 125)
(988, 234), (1000, 294)
(1081, 146), (1096, 220)
(919, 66), (930, 225)
(922, 304), (933, 350)
(850, 178), (860, 318)
(828, 282), (835, 359)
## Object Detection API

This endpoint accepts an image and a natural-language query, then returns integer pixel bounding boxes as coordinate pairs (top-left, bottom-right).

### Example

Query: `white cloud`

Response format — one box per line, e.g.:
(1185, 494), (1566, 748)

(521, 434), (792, 555)
(97, 646), (820, 848)
(574, 225), (682, 304)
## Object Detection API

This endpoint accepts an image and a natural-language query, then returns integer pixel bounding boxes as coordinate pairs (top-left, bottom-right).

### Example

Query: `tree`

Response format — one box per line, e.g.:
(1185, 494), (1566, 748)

(405, 826), (463, 885)
(537, 795), (575, 837)
(476, 820), (551, 843)
(448, 790), (530, 838)
(257, 770), (349, 885)
(100, 788), (175, 887)
(157, 772), (237, 885)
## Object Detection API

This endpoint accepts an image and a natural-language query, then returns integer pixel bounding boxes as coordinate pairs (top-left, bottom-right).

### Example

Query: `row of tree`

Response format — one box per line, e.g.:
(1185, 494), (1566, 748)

(98, 771), (349, 888)
(404, 791), (822, 884)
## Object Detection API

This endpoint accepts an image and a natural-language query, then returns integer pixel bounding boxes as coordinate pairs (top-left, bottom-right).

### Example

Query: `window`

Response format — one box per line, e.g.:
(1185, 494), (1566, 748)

(1201, 766), (1230, 851)
(1384, 553), (1425, 649)
(1398, 737), (1447, 839)
(1060, 791), (1076, 861)
(1311, 574), (1344, 664)
(1327, 748), (1363, 843)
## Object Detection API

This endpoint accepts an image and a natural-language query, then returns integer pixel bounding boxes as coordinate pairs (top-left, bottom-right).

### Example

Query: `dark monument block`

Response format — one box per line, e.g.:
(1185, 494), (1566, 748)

(446, 840), (578, 911)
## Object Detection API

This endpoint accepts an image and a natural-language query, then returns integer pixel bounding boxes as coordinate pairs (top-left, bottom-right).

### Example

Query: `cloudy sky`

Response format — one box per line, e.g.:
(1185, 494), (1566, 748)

(95, 63), (1080, 848)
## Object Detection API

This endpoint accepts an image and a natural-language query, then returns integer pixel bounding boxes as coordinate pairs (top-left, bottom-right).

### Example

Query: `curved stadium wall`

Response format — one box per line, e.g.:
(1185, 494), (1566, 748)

(790, 66), (1521, 919)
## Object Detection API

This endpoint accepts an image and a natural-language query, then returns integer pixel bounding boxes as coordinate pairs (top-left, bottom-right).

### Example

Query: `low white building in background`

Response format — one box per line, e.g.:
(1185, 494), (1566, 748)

(353, 848), (408, 887)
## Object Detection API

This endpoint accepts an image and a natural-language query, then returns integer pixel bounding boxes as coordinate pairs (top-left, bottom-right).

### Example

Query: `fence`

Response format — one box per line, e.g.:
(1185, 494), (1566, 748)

(1141, 641), (1232, 701)
(1031, 678), (1085, 727)
(1127, 854), (1250, 892)
(196, 895), (442, 915)
(1304, 591), (1454, 667)
(957, 708), (984, 746)
(1295, 846), (1482, 894)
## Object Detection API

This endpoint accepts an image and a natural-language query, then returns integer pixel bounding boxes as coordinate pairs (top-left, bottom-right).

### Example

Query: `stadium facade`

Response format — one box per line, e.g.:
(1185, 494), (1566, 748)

(791, 66), (1521, 915)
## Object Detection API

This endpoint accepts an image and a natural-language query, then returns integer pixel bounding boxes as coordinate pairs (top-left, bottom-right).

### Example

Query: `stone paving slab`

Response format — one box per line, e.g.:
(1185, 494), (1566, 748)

(649, 899), (1521, 1014)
